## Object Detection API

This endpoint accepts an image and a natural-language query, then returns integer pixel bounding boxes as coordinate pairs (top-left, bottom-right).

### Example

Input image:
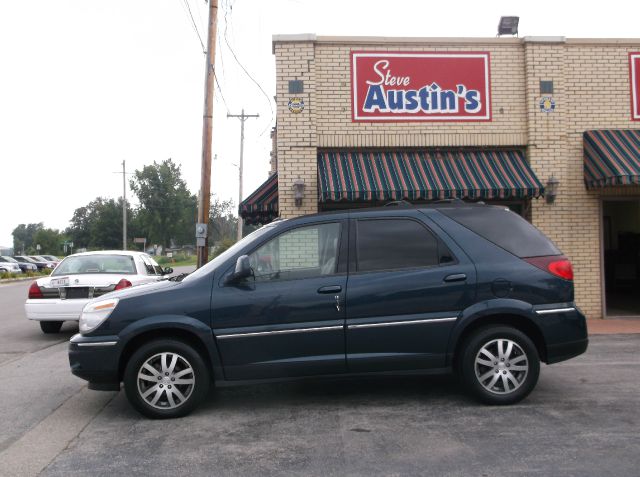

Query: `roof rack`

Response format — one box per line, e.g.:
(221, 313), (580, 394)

(384, 200), (413, 208)
(433, 198), (465, 204)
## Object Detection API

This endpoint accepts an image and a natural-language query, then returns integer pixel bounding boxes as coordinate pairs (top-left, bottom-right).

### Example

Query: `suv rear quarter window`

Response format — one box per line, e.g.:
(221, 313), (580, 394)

(439, 206), (560, 258)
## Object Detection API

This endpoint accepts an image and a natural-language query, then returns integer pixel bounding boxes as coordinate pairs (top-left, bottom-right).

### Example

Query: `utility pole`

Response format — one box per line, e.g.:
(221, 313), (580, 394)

(122, 160), (127, 250)
(113, 160), (130, 250)
(196, 0), (219, 268)
(228, 109), (259, 241)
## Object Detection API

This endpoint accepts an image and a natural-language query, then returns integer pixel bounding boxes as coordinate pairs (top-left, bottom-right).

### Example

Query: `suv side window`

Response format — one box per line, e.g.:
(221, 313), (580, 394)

(356, 218), (448, 272)
(248, 222), (341, 282)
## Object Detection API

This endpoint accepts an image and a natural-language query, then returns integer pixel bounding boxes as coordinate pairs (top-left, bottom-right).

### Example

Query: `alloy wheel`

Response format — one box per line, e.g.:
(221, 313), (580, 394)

(136, 352), (195, 410)
(474, 339), (529, 395)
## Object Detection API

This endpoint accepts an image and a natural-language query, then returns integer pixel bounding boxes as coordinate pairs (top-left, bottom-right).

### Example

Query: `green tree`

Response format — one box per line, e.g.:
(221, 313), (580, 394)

(32, 228), (65, 255)
(12, 223), (44, 254)
(66, 198), (133, 250)
(130, 158), (196, 249)
(209, 198), (237, 245)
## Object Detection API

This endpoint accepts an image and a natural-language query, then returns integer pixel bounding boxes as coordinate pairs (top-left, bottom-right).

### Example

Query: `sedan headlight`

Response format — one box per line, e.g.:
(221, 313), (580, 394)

(79, 298), (119, 334)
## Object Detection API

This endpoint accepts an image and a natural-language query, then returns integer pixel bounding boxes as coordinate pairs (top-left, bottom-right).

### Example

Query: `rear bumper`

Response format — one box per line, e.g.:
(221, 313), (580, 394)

(68, 333), (121, 389)
(25, 298), (90, 321)
(535, 304), (589, 364)
(546, 338), (589, 364)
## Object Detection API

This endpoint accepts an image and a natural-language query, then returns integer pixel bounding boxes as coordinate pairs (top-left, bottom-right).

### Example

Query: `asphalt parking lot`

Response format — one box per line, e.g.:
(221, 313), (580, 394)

(1, 274), (639, 476)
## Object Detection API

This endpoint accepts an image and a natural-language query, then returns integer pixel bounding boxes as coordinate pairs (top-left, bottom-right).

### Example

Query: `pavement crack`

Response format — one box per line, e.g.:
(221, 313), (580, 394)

(38, 390), (118, 476)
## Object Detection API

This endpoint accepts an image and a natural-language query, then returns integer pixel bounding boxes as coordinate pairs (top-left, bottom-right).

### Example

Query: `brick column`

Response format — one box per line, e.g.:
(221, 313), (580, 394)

(274, 38), (319, 218)
(524, 37), (601, 318)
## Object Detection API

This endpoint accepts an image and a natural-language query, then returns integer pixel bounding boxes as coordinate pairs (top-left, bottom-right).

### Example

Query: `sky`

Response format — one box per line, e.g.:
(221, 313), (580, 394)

(1, 0), (639, 248)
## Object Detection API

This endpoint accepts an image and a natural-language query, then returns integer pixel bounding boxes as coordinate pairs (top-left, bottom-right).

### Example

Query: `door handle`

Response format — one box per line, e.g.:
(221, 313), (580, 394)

(318, 285), (342, 294)
(444, 273), (467, 282)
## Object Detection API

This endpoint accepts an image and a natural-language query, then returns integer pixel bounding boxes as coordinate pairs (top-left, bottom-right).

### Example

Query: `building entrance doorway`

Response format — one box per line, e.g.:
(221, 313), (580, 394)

(603, 200), (640, 317)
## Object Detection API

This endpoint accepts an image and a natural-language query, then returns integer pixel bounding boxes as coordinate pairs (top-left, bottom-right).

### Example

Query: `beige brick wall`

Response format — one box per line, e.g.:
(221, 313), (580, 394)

(273, 36), (640, 318)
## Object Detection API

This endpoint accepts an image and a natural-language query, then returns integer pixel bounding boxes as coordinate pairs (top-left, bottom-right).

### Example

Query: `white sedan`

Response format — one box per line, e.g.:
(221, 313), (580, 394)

(25, 251), (172, 334)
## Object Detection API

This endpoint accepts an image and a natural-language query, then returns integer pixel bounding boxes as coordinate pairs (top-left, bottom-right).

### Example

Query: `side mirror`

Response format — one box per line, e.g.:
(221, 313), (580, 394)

(225, 255), (252, 284)
(163, 267), (173, 275)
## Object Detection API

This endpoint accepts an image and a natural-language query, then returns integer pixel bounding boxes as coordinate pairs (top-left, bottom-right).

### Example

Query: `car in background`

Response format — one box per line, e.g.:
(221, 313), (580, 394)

(0, 256), (36, 273)
(14, 256), (54, 271)
(40, 255), (61, 265)
(0, 256), (22, 274)
(28, 255), (58, 269)
(25, 251), (173, 334)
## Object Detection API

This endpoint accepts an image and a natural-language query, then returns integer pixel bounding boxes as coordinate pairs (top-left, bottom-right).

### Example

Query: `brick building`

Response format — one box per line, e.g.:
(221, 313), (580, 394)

(240, 34), (640, 320)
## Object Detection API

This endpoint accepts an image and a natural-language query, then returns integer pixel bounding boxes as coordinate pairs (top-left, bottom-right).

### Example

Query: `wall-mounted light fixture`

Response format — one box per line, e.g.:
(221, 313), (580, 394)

(545, 176), (560, 204)
(497, 16), (519, 37)
(293, 178), (305, 207)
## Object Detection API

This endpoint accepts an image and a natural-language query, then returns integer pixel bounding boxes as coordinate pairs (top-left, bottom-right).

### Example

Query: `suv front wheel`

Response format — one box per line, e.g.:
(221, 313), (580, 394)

(123, 339), (210, 419)
(460, 326), (540, 405)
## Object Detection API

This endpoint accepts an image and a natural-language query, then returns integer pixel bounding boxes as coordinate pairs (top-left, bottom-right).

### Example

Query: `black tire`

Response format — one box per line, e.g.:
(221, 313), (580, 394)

(40, 321), (63, 334)
(123, 339), (210, 419)
(459, 326), (540, 405)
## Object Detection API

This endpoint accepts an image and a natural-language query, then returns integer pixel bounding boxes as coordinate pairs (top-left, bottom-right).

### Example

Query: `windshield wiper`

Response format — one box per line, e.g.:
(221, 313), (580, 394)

(166, 272), (189, 282)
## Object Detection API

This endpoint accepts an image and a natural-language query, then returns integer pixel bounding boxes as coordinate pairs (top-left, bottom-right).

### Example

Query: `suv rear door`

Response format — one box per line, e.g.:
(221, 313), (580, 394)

(345, 211), (475, 372)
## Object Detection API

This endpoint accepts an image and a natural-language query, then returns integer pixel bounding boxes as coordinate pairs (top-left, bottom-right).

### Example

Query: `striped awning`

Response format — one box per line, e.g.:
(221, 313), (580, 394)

(318, 150), (544, 202)
(239, 173), (278, 225)
(584, 130), (640, 189)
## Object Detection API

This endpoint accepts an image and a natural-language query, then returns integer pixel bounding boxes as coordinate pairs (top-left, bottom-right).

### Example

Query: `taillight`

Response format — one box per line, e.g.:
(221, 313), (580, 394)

(28, 281), (44, 299)
(114, 279), (132, 290)
(523, 255), (574, 281)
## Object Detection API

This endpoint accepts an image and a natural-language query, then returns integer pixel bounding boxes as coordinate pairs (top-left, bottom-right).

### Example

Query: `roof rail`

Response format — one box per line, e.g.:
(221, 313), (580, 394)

(384, 200), (413, 208)
(433, 198), (465, 204)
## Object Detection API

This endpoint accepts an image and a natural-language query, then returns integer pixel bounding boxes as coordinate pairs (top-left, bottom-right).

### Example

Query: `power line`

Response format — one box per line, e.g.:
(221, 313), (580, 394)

(214, 72), (230, 114)
(222, 0), (274, 137)
(182, 0), (206, 54)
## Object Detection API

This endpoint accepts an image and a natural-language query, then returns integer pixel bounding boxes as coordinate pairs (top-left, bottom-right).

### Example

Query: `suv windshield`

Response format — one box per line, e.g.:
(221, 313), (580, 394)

(182, 223), (279, 283)
(52, 254), (136, 276)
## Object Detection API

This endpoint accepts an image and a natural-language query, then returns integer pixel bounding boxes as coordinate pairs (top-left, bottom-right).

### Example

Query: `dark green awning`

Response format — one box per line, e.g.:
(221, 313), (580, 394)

(584, 130), (640, 189)
(239, 173), (278, 225)
(318, 150), (543, 202)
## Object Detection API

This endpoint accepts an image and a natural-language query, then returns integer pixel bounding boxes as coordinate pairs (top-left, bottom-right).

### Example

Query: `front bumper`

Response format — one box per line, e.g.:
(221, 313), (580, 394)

(68, 333), (121, 390)
(25, 298), (91, 321)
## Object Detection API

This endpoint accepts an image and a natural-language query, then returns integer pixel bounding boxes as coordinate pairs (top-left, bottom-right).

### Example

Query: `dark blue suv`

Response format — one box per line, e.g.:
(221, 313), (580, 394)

(69, 203), (588, 418)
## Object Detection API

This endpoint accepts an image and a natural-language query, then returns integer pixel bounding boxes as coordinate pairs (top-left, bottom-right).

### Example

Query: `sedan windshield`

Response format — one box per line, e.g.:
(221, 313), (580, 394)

(0, 256), (19, 263)
(52, 255), (136, 276)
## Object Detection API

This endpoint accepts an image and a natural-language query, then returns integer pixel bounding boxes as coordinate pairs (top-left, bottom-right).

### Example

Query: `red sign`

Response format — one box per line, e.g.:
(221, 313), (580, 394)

(351, 52), (491, 122)
(631, 53), (640, 121)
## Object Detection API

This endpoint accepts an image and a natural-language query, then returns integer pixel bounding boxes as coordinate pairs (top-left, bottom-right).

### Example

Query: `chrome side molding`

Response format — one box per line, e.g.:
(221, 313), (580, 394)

(535, 307), (575, 315)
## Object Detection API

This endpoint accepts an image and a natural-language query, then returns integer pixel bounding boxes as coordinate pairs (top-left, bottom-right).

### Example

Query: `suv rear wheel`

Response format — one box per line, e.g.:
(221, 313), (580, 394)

(123, 339), (210, 419)
(460, 326), (540, 405)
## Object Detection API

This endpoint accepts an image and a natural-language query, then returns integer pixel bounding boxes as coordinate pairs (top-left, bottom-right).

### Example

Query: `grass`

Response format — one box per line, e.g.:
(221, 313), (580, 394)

(0, 270), (53, 280)
(156, 255), (197, 268)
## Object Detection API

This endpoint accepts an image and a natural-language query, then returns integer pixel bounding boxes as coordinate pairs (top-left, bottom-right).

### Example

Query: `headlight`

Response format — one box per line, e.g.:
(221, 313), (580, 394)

(79, 298), (119, 334)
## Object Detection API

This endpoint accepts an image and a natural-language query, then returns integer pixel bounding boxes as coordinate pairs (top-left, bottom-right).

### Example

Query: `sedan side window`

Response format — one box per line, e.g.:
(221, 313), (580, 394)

(140, 255), (157, 275)
(248, 223), (341, 282)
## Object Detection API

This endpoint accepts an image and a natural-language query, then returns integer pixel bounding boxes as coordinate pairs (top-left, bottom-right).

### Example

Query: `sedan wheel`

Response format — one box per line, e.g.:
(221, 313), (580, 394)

(40, 321), (63, 334)
(124, 339), (209, 419)
(460, 326), (540, 405)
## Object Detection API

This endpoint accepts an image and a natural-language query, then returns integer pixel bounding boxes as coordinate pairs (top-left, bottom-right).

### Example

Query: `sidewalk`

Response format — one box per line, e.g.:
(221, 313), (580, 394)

(588, 318), (640, 335)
